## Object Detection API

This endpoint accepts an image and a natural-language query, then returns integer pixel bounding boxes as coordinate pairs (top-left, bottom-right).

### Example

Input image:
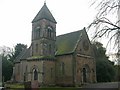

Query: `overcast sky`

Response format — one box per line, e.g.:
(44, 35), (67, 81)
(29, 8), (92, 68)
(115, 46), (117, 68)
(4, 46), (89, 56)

(0, 0), (97, 48)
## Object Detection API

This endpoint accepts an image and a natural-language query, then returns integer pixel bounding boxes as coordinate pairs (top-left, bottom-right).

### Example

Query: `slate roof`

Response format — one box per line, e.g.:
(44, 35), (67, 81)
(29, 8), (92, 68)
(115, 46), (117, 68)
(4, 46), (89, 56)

(55, 29), (83, 56)
(32, 3), (57, 23)
(21, 47), (31, 60)
(15, 47), (31, 63)
(14, 49), (26, 63)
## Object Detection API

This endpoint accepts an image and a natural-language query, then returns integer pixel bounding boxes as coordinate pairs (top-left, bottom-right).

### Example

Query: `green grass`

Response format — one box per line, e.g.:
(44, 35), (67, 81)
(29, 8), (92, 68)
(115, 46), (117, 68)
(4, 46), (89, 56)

(5, 83), (24, 88)
(39, 87), (80, 90)
(5, 83), (81, 90)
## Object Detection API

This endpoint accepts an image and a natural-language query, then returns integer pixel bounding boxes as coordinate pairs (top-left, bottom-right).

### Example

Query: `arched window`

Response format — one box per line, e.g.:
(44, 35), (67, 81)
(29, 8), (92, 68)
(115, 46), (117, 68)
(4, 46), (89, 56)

(43, 43), (47, 55)
(36, 43), (38, 53)
(60, 62), (65, 75)
(31, 43), (34, 56)
(34, 26), (40, 39)
(34, 29), (37, 39)
(36, 29), (39, 39)
(48, 29), (51, 38)
(47, 26), (53, 38)
(49, 30), (52, 38)
(49, 44), (52, 54)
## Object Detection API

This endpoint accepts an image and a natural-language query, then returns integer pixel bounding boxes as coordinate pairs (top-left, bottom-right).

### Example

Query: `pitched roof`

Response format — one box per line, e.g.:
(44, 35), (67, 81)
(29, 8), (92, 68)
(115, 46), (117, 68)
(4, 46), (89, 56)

(55, 29), (84, 56)
(15, 47), (31, 63)
(21, 47), (31, 60)
(32, 3), (57, 23)
(14, 49), (27, 63)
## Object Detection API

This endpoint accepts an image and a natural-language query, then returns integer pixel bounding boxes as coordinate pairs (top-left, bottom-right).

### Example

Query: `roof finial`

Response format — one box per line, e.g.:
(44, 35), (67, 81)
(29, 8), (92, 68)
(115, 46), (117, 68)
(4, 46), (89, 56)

(44, 0), (46, 5)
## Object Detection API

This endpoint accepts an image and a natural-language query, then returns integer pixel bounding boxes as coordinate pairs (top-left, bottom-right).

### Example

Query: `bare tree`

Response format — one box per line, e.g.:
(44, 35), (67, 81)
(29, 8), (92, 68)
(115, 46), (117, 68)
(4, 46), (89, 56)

(88, 0), (120, 64)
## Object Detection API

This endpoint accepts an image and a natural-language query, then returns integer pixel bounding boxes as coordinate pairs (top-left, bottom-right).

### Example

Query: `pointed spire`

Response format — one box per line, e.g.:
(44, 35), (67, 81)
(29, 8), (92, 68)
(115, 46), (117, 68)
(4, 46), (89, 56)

(32, 2), (56, 23)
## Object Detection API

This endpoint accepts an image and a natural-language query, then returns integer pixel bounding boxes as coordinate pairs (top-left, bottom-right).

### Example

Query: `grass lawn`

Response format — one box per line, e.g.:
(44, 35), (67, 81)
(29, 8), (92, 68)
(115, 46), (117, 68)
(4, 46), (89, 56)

(5, 83), (24, 89)
(39, 87), (81, 90)
(5, 83), (82, 90)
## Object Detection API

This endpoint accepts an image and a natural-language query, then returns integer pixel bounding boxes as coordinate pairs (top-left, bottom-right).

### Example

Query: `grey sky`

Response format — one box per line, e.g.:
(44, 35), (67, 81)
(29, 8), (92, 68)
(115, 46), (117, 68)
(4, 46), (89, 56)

(0, 0), (96, 47)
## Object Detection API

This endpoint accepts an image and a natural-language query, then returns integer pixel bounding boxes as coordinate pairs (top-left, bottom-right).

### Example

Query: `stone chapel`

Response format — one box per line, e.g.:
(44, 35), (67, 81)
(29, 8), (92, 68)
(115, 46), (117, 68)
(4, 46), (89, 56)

(13, 2), (96, 86)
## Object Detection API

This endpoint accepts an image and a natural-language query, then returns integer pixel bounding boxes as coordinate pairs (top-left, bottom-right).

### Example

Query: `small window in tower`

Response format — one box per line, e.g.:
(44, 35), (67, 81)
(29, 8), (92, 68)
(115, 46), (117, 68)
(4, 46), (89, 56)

(34, 29), (37, 39)
(36, 44), (38, 53)
(47, 26), (53, 38)
(39, 29), (41, 37)
(49, 31), (51, 38)
(49, 44), (52, 54)
(32, 43), (34, 56)
(34, 26), (40, 39)
(48, 29), (51, 38)
(37, 29), (39, 39)
(37, 26), (41, 38)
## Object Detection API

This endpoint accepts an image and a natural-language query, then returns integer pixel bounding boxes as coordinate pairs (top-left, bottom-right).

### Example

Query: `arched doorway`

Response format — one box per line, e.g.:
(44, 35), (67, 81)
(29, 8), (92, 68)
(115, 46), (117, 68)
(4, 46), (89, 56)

(82, 64), (90, 83)
(83, 68), (87, 83)
(33, 69), (38, 80)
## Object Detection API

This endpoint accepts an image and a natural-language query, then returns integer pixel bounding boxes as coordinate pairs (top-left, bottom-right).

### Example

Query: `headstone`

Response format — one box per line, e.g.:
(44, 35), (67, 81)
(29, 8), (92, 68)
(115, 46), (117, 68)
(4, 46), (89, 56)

(31, 80), (39, 90)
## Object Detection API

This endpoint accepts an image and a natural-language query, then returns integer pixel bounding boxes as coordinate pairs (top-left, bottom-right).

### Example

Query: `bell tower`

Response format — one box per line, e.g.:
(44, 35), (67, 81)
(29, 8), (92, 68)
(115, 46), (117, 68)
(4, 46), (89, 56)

(31, 2), (57, 57)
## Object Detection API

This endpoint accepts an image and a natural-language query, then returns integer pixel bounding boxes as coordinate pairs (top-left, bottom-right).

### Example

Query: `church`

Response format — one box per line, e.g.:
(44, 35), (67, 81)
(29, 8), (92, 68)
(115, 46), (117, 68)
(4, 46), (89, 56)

(13, 2), (96, 86)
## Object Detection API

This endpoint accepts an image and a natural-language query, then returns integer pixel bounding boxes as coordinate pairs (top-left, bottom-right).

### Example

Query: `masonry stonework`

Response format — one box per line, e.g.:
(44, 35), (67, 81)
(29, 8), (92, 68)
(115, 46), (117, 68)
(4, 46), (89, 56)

(13, 3), (96, 86)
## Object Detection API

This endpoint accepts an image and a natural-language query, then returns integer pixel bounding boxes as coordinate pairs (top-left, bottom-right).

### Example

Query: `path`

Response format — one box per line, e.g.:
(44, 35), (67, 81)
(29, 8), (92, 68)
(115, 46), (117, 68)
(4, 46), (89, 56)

(82, 82), (119, 89)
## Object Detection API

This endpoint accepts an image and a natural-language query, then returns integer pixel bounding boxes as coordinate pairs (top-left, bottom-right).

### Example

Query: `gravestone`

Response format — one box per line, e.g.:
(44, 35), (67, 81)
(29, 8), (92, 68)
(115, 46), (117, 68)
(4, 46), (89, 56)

(31, 80), (39, 90)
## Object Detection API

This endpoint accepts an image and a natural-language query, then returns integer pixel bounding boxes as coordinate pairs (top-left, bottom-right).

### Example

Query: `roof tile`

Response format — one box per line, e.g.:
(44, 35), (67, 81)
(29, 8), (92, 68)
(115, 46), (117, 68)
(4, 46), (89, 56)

(32, 3), (57, 23)
(56, 29), (83, 55)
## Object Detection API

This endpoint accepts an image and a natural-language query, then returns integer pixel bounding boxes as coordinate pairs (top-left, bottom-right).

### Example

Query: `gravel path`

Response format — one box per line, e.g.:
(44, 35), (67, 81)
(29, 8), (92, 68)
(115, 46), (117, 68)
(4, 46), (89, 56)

(82, 82), (119, 90)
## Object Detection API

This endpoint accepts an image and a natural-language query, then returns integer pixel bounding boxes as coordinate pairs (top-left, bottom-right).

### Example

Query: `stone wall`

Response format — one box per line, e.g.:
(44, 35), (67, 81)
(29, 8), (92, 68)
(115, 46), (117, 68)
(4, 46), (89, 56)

(31, 19), (56, 57)
(43, 60), (55, 85)
(55, 54), (74, 86)
(14, 63), (20, 82)
(75, 56), (96, 85)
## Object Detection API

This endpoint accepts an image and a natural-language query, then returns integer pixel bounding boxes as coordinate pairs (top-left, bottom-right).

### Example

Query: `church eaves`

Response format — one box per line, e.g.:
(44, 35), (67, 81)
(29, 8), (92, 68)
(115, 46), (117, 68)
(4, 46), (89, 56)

(32, 3), (57, 23)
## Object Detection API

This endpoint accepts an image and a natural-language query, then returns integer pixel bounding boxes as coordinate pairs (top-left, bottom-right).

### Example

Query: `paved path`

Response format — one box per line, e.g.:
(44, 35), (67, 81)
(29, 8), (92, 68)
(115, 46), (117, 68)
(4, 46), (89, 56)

(82, 82), (119, 89)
